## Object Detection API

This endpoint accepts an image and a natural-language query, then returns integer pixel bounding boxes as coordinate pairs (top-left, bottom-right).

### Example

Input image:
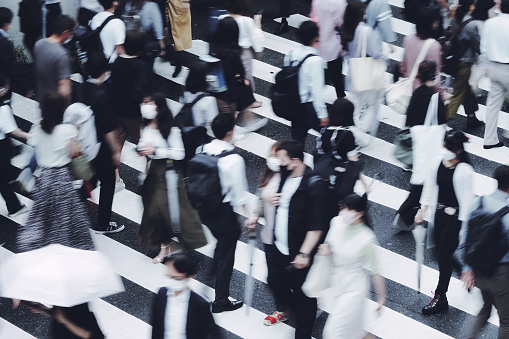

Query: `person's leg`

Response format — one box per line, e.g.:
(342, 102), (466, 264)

(447, 62), (471, 120)
(0, 151), (23, 214)
(212, 230), (239, 305)
(460, 283), (494, 338)
(361, 90), (382, 136)
(92, 153), (115, 230)
(489, 264), (509, 338)
(291, 267), (317, 339)
(276, 0), (291, 35)
(291, 112), (309, 144)
(484, 63), (507, 147)
(265, 244), (292, 313)
(435, 212), (461, 295)
(397, 185), (424, 226)
(327, 57), (346, 98)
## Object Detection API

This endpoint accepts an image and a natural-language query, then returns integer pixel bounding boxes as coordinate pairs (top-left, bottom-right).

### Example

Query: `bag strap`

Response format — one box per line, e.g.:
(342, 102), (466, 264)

(330, 128), (349, 160)
(449, 18), (475, 45)
(96, 15), (116, 34)
(494, 204), (509, 218)
(295, 53), (316, 68)
(423, 92), (439, 126)
(189, 93), (209, 107)
(409, 39), (435, 81)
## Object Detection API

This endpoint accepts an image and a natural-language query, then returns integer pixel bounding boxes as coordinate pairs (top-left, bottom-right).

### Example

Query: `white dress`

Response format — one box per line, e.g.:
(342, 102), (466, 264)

(323, 216), (381, 339)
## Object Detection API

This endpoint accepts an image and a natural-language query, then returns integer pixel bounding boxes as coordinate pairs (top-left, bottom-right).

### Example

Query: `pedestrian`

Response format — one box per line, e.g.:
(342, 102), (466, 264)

(33, 14), (74, 102)
(415, 130), (474, 315)
(319, 193), (386, 339)
(481, 0), (509, 149)
(275, 0), (291, 35)
(365, 0), (397, 49)
(91, 0), (126, 64)
(393, 61), (447, 230)
(459, 165), (509, 339)
(341, 0), (384, 139)
(17, 92), (95, 253)
(0, 74), (30, 218)
(77, 0), (104, 27)
(151, 254), (220, 338)
(445, 0), (484, 128)
(265, 140), (329, 338)
(284, 21), (328, 144)
(80, 57), (125, 234)
(51, 304), (105, 339)
(310, 0), (348, 98)
(164, 0), (192, 51)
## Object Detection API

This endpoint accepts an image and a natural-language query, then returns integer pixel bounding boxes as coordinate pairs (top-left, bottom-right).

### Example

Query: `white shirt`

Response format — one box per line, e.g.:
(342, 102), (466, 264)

(179, 92), (219, 127)
(138, 126), (185, 160)
(202, 139), (248, 207)
(28, 123), (78, 168)
(80, 0), (104, 13)
(164, 288), (191, 339)
(234, 16), (264, 53)
(0, 105), (18, 140)
(481, 13), (509, 63)
(274, 176), (303, 255)
(90, 12), (126, 63)
(0, 29), (8, 38)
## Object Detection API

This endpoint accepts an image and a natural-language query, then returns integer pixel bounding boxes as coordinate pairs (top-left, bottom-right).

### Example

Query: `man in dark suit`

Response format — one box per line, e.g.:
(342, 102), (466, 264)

(151, 254), (220, 339)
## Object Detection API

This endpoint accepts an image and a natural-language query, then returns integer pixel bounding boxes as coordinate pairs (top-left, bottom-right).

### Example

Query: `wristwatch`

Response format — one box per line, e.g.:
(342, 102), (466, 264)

(298, 252), (310, 258)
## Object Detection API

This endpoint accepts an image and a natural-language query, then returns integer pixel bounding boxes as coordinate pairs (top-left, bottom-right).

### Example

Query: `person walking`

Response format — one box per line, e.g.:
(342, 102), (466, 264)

(415, 130), (475, 314)
(365, 0), (397, 49)
(164, 0), (191, 52)
(319, 193), (386, 339)
(481, 0), (509, 149)
(459, 165), (509, 339)
(17, 92), (95, 252)
(91, 0), (126, 64)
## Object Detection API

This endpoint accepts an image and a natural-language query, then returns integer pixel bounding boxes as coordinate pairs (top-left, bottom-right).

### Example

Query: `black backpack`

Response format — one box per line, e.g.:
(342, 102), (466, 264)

(70, 15), (116, 78)
(440, 18), (474, 76)
(18, 0), (42, 34)
(270, 53), (315, 120)
(185, 149), (234, 213)
(175, 94), (211, 163)
(464, 197), (509, 277)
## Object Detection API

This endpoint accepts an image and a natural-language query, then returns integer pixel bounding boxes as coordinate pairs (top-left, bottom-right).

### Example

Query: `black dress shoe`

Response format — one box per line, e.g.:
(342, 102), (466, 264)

(212, 300), (243, 313)
(172, 64), (182, 78)
(422, 293), (448, 315)
(275, 19), (289, 35)
(483, 142), (504, 149)
(466, 115), (484, 129)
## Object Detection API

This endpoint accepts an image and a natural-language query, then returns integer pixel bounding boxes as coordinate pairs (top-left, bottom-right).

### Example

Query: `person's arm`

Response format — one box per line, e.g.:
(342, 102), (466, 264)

(372, 274), (386, 315)
(54, 309), (92, 339)
(309, 58), (329, 124)
(367, 26), (384, 58)
(251, 16), (264, 54)
(8, 128), (29, 142)
(115, 44), (126, 56)
(373, 0), (397, 43)
(468, 23), (481, 56)
(57, 78), (72, 102)
(292, 230), (323, 269)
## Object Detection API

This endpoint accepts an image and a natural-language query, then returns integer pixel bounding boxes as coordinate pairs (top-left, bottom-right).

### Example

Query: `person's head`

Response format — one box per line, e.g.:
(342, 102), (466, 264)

(124, 30), (146, 56)
(162, 254), (197, 292)
(472, 0), (495, 20)
(275, 140), (305, 176)
(297, 21), (319, 48)
(415, 8), (440, 40)
(226, 0), (251, 15)
(341, 0), (365, 51)
(455, 0), (476, 23)
(40, 92), (68, 134)
(443, 130), (470, 163)
(259, 141), (282, 187)
(141, 93), (174, 139)
(211, 113), (236, 141)
(329, 98), (355, 127)
(417, 60), (437, 84)
(99, 0), (119, 11)
(185, 62), (208, 94)
(0, 7), (13, 31)
(502, 0), (509, 13)
(340, 193), (372, 228)
(52, 15), (75, 43)
(494, 165), (509, 192)
(216, 17), (240, 50)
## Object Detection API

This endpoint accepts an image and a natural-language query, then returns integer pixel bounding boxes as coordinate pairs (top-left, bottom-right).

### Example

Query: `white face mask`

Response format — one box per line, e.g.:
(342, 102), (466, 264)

(167, 277), (188, 292)
(266, 157), (281, 172)
(141, 104), (158, 120)
(441, 148), (457, 161)
(339, 209), (360, 225)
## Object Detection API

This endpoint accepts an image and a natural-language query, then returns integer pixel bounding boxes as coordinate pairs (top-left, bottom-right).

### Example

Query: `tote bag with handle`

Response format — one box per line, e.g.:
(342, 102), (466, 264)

(386, 39), (434, 114)
(349, 26), (387, 92)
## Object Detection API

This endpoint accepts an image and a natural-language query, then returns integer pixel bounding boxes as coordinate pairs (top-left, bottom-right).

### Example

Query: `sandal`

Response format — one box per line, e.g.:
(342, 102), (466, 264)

(263, 311), (289, 326)
(152, 245), (170, 264)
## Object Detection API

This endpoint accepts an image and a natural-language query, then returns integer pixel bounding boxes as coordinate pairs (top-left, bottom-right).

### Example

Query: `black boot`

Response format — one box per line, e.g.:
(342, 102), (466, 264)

(163, 44), (183, 78)
(275, 18), (289, 35)
(422, 292), (448, 315)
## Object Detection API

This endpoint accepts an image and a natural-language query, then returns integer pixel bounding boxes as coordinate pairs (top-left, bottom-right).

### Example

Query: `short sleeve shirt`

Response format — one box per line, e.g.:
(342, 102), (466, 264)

(0, 105), (18, 140)
(34, 39), (71, 101)
(90, 12), (126, 63)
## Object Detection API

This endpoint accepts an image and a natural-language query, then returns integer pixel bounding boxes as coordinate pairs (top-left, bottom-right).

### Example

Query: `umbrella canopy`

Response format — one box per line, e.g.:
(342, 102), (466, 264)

(412, 224), (427, 293)
(0, 244), (124, 307)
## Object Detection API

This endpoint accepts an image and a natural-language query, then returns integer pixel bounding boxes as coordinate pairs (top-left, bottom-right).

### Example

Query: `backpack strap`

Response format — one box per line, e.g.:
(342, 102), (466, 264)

(189, 93), (209, 107)
(449, 18), (475, 45)
(96, 15), (116, 34)
(330, 128), (349, 161)
(296, 53), (316, 68)
(409, 39), (434, 82)
(494, 205), (509, 218)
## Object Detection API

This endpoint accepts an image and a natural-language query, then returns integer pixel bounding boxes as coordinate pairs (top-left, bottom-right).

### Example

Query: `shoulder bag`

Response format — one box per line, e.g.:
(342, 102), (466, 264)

(302, 254), (332, 298)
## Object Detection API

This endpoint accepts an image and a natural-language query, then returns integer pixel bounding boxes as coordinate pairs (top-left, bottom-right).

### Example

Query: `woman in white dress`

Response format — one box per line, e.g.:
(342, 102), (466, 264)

(319, 194), (386, 339)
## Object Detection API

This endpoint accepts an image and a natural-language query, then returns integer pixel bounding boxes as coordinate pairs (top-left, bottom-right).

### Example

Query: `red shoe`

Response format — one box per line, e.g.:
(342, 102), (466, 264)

(263, 311), (289, 326)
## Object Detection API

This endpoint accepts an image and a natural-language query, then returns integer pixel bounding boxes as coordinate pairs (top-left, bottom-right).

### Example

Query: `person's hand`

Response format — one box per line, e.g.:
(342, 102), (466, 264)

(414, 211), (423, 225)
(254, 13), (262, 29)
(244, 217), (258, 231)
(12, 299), (20, 309)
(112, 152), (121, 168)
(291, 254), (311, 269)
(158, 40), (166, 57)
(138, 146), (156, 157)
(69, 140), (82, 158)
(461, 270), (475, 290)
(25, 90), (34, 99)
(317, 243), (331, 256)
(54, 309), (66, 324)
(319, 117), (330, 127)
(266, 193), (281, 206)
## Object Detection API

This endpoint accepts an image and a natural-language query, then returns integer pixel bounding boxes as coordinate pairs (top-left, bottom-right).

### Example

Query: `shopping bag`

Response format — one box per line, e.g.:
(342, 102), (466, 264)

(302, 254), (332, 298)
(71, 154), (95, 181)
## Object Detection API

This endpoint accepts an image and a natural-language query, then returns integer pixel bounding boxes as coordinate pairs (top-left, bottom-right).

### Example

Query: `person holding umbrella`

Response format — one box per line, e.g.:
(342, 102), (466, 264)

(415, 130), (475, 315)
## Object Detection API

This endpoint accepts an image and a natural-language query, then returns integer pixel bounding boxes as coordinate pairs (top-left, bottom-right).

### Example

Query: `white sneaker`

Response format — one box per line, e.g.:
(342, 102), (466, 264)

(9, 205), (29, 218)
(241, 118), (268, 132)
(114, 179), (125, 193)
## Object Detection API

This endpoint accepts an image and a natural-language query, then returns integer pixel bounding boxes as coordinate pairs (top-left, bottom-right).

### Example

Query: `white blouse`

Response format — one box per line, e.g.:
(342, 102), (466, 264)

(138, 126), (185, 160)
(28, 123), (78, 168)
(235, 16), (264, 53)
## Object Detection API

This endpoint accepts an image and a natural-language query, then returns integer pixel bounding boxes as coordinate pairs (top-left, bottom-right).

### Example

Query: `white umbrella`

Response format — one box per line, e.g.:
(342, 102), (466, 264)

(244, 231), (257, 316)
(0, 244), (124, 307)
(412, 224), (427, 293)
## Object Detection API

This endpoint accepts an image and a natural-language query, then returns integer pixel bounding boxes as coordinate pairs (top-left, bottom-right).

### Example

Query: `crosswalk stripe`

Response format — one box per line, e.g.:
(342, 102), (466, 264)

(0, 316), (36, 339)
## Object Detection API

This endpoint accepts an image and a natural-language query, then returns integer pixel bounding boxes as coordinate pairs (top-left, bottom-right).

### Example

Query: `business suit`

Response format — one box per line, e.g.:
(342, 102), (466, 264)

(151, 287), (220, 339)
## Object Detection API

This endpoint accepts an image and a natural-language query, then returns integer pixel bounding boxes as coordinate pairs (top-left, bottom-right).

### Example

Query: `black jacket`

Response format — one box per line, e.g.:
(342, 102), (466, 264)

(405, 85), (447, 127)
(151, 288), (220, 339)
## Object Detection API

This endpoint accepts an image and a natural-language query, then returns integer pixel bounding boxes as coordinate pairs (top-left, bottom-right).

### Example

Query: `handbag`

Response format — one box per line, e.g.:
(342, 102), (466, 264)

(70, 154), (95, 181)
(349, 26), (387, 92)
(302, 254), (332, 298)
(393, 127), (413, 168)
(385, 39), (435, 114)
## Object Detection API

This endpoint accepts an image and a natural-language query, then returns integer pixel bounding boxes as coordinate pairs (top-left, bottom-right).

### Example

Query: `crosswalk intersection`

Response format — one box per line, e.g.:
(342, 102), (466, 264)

(1, 1), (508, 337)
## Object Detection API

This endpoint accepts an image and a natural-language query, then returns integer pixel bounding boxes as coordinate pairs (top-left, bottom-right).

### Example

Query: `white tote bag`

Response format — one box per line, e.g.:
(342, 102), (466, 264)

(386, 39), (435, 115)
(302, 254), (332, 298)
(349, 26), (387, 92)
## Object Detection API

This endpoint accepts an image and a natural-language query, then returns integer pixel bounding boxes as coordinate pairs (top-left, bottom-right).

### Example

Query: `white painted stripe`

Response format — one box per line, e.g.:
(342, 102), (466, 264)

(387, 0), (405, 8)
(0, 317), (36, 339)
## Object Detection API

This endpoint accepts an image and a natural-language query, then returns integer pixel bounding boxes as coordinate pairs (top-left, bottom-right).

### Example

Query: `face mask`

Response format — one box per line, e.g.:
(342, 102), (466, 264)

(141, 104), (158, 120)
(339, 209), (359, 225)
(441, 148), (457, 161)
(167, 277), (188, 292)
(266, 157), (281, 172)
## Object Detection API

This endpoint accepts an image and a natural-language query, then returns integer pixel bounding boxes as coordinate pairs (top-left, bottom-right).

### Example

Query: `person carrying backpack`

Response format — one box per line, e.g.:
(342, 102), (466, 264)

(90, 0), (126, 64)
(459, 165), (509, 338)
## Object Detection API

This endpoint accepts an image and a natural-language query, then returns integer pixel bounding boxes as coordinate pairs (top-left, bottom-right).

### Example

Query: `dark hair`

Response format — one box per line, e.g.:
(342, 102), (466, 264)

(185, 62), (208, 94)
(275, 140), (304, 161)
(417, 60), (437, 83)
(297, 20), (319, 46)
(216, 17), (240, 50)
(226, 0), (251, 16)
(415, 8), (438, 40)
(0, 7), (13, 28)
(329, 98), (355, 126)
(99, 0), (115, 10)
(455, 0), (475, 23)
(494, 165), (509, 191)
(124, 30), (146, 56)
(340, 0), (365, 51)
(259, 141), (282, 188)
(88, 54), (109, 79)
(472, 0), (495, 20)
(40, 92), (68, 134)
(211, 113), (236, 140)
(343, 193), (373, 229)
(52, 15), (75, 36)
(150, 93), (174, 140)
(0, 72), (8, 88)
(444, 130), (470, 164)
(502, 0), (509, 13)
(162, 253), (197, 277)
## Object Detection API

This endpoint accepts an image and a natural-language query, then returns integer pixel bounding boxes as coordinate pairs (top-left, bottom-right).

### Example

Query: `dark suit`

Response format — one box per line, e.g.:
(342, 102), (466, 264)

(151, 288), (220, 339)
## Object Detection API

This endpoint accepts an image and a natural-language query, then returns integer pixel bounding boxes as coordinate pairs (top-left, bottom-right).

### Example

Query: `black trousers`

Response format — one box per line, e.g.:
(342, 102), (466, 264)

(326, 57), (346, 99)
(291, 103), (321, 144)
(280, 0), (292, 17)
(199, 203), (241, 305)
(89, 147), (116, 230)
(397, 184), (423, 226)
(434, 208), (461, 295)
(0, 140), (23, 214)
(266, 245), (317, 339)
